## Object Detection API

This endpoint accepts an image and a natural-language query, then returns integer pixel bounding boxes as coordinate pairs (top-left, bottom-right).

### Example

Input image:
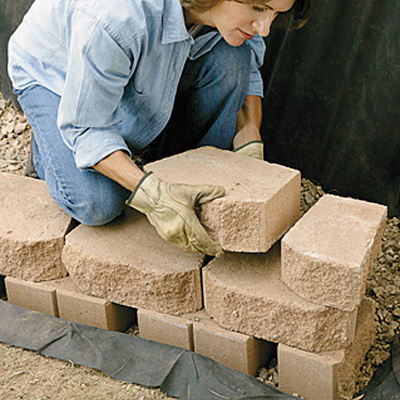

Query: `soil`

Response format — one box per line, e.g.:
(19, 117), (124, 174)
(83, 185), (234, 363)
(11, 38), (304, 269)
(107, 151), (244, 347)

(1, 91), (399, 399)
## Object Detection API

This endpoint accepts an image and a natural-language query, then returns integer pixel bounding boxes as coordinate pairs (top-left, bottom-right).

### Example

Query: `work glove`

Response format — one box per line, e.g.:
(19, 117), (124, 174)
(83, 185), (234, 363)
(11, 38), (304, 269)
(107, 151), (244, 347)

(126, 172), (225, 257)
(233, 140), (264, 160)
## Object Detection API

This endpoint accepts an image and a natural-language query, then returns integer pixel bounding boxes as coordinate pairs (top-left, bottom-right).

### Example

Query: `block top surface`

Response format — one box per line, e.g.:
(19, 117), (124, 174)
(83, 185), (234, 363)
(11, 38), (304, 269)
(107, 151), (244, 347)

(0, 173), (71, 240)
(205, 244), (323, 311)
(283, 194), (387, 267)
(65, 208), (204, 273)
(144, 147), (300, 201)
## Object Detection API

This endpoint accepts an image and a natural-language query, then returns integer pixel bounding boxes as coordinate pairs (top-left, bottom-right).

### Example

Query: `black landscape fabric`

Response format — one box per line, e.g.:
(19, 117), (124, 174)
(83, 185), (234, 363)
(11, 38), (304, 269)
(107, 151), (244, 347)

(0, 300), (295, 400)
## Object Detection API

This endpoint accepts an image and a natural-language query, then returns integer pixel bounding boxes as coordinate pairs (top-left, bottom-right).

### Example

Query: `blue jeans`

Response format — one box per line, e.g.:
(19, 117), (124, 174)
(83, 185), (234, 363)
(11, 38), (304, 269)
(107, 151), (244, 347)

(16, 40), (251, 225)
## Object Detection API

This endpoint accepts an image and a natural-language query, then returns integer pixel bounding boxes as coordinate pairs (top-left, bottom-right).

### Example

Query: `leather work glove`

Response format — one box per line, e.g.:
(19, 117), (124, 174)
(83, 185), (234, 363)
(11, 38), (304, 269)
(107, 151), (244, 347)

(233, 140), (264, 160)
(126, 172), (225, 257)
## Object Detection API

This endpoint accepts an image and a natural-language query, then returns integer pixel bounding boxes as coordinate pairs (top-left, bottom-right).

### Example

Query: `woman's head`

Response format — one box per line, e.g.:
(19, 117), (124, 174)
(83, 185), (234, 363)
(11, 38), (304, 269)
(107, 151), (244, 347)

(181, 0), (320, 30)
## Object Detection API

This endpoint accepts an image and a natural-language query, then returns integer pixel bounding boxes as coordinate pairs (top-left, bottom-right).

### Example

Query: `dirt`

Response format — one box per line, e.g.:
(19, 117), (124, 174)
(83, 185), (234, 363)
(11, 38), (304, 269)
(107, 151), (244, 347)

(1, 91), (399, 399)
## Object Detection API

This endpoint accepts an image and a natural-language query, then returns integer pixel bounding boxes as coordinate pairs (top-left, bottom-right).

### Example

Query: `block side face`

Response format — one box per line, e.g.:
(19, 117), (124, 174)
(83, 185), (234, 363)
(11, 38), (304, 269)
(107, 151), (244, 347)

(282, 242), (364, 311)
(203, 249), (355, 352)
(5, 277), (58, 316)
(63, 243), (203, 315)
(0, 238), (67, 281)
(138, 309), (194, 351)
(278, 344), (342, 400)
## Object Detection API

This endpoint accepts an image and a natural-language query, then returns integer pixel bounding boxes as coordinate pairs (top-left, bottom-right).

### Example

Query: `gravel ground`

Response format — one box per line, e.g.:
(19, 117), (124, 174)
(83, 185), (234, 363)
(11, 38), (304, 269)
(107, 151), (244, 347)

(1, 91), (399, 399)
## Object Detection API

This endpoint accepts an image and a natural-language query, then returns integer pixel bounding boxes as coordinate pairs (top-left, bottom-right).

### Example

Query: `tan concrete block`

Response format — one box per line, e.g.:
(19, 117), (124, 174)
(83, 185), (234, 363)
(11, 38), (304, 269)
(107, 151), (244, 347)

(0, 173), (71, 281)
(62, 208), (204, 314)
(144, 147), (301, 253)
(278, 298), (377, 400)
(191, 310), (275, 376)
(282, 194), (387, 311)
(56, 282), (136, 331)
(138, 309), (193, 350)
(203, 244), (356, 352)
(5, 276), (59, 316)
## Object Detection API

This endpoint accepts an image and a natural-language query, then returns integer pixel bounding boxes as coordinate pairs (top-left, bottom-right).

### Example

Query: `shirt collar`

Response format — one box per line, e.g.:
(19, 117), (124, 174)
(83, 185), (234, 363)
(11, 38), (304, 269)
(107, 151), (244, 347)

(162, 0), (193, 44)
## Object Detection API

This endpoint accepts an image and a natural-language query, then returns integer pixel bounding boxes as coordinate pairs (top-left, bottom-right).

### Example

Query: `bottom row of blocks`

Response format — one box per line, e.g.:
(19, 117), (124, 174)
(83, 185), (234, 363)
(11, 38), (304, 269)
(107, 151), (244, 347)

(2, 275), (377, 400)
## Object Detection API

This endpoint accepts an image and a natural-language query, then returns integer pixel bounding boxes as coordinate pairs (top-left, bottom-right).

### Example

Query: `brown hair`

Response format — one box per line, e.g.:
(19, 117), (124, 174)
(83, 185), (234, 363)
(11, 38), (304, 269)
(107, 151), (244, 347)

(180, 0), (321, 29)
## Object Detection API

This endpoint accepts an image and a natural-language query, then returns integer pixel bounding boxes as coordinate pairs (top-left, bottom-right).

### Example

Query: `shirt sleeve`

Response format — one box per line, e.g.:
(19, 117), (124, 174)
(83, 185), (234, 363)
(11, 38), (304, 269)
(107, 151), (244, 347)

(57, 11), (135, 169)
(246, 35), (266, 98)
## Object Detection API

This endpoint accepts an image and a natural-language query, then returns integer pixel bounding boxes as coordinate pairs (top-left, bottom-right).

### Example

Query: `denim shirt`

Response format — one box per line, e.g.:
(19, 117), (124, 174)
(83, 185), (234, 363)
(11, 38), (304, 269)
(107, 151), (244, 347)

(8, 0), (266, 169)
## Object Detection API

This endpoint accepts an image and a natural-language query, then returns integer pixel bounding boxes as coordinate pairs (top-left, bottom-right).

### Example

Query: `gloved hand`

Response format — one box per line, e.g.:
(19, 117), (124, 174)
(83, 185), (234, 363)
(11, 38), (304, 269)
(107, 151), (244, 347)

(126, 172), (225, 256)
(233, 140), (264, 160)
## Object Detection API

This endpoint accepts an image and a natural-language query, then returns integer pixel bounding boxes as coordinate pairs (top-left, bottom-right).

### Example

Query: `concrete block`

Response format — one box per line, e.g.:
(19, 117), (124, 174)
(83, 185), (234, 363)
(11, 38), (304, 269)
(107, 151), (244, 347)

(62, 208), (204, 314)
(56, 288), (136, 331)
(191, 311), (275, 376)
(0, 173), (71, 281)
(138, 309), (194, 350)
(282, 194), (387, 311)
(203, 244), (357, 353)
(5, 276), (59, 316)
(144, 147), (300, 253)
(278, 298), (377, 400)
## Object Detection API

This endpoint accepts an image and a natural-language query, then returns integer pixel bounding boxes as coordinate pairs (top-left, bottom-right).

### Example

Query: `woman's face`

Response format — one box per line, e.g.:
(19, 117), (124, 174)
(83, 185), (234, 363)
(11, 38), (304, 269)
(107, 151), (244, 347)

(198, 0), (295, 46)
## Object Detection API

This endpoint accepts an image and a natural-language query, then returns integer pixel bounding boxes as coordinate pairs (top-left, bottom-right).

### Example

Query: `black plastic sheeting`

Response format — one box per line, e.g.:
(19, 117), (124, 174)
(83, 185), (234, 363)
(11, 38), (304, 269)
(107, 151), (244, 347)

(260, 0), (400, 217)
(0, 300), (296, 400)
(357, 338), (400, 400)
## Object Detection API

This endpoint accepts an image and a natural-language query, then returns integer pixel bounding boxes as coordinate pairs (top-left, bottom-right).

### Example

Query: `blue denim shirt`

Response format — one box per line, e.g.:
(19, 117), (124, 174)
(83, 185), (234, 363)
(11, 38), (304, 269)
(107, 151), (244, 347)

(8, 0), (266, 169)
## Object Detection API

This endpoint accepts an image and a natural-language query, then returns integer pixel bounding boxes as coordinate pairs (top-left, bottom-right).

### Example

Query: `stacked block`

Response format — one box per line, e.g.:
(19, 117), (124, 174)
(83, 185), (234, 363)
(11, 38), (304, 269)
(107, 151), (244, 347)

(282, 194), (387, 311)
(138, 308), (275, 375)
(5, 276), (137, 331)
(0, 173), (71, 281)
(62, 208), (204, 314)
(144, 146), (300, 253)
(0, 148), (388, 396)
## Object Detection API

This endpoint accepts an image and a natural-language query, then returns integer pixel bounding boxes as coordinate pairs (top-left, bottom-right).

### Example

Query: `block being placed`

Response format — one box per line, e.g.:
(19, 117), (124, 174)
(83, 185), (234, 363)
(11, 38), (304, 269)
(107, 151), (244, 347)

(278, 297), (377, 400)
(5, 276), (59, 316)
(144, 147), (301, 253)
(62, 208), (204, 315)
(0, 173), (71, 281)
(191, 310), (275, 376)
(282, 194), (387, 311)
(203, 244), (357, 353)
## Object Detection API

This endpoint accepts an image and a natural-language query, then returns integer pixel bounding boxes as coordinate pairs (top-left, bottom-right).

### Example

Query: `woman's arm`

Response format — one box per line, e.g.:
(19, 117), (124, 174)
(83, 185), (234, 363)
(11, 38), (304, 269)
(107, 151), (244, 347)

(93, 150), (145, 191)
(233, 95), (262, 149)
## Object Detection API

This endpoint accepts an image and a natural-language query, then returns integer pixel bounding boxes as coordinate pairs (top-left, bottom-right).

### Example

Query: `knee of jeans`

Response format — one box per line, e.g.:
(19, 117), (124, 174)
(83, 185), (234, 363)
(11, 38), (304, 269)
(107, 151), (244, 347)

(67, 190), (127, 226)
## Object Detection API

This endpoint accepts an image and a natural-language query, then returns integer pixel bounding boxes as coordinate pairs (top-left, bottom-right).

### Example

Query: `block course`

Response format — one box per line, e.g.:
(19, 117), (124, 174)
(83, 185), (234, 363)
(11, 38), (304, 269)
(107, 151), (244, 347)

(0, 173), (71, 281)
(138, 308), (275, 375)
(282, 194), (387, 311)
(4, 276), (136, 331)
(62, 208), (204, 315)
(278, 298), (377, 400)
(144, 147), (301, 253)
(203, 244), (357, 353)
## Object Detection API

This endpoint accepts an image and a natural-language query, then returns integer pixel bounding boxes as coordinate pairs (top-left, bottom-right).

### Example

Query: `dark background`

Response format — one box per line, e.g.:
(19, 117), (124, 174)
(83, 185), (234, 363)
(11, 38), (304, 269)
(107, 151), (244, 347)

(2, 0), (399, 215)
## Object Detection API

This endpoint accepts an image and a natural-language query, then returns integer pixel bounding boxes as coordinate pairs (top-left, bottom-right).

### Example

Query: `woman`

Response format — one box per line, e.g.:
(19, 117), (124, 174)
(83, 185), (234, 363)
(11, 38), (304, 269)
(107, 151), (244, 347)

(8, 0), (319, 256)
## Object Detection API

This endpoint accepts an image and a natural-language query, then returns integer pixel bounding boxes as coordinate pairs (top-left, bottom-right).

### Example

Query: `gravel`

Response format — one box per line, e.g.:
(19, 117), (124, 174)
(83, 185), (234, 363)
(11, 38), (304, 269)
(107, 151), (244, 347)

(1, 91), (399, 399)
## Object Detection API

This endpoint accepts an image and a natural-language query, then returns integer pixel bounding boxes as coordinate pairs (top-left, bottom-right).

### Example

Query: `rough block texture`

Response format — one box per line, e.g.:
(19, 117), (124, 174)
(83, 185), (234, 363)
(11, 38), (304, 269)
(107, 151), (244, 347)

(278, 298), (376, 400)
(138, 308), (194, 351)
(282, 194), (387, 311)
(5, 276), (59, 316)
(191, 310), (275, 376)
(203, 244), (357, 352)
(62, 208), (204, 314)
(0, 173), (71, 281)
(144, 147), (301, 253)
